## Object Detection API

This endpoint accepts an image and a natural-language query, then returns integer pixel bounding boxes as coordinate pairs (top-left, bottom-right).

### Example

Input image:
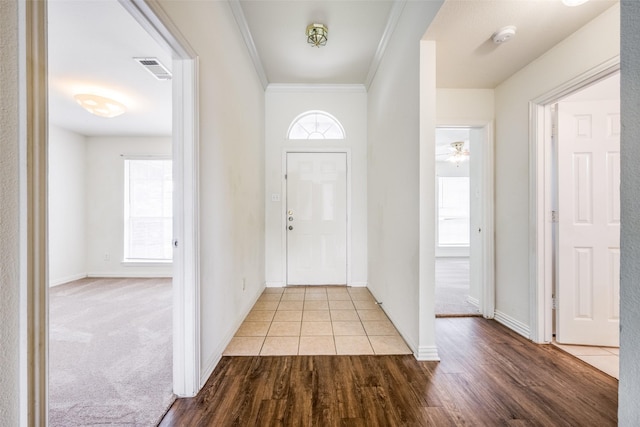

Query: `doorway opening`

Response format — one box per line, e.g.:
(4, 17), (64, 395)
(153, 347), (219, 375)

(530, 60), (620, 379)
(47, 2), (175, 423)
(435, 126), (493, 318)
(45, 0), (200, 424)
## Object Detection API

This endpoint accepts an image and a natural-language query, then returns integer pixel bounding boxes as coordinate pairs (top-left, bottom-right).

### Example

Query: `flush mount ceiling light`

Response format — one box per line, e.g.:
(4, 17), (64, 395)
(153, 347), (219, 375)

(447, 141), (470, 166)
(491, 25), (517, 44)
(306, 23), (328, 47)
(74, 94), (126, 118)
(562, 0), (589, 6)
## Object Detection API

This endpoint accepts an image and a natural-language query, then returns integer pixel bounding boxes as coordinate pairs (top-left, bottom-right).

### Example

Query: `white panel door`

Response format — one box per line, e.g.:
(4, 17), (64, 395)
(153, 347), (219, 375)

(557, 100), (620, 346)
(286, 152), (347, 285)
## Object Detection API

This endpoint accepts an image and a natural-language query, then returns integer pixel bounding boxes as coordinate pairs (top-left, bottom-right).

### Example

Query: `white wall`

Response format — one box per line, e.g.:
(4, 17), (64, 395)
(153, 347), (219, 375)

(48, 126), (87, 286)
(264, 87), (367, 287)
(367, 2), (442, 357)
(437, 89), (494, 124)
(0, 1), (21, 423)
(619, 1), (640, 423)
(158, 0), (266, 385)
(493, 4), (619, 327)
(85, 136), (172, 278)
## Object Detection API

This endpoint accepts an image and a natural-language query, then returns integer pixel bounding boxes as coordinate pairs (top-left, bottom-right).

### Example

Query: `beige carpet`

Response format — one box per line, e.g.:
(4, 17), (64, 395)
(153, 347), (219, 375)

(49, 277), (174, 426)
(435, 258), (480, 316)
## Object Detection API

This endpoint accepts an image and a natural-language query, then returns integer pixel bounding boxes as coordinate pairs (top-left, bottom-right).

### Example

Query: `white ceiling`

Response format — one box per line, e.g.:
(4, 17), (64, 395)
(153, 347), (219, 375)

(424, 0), (618, 88)
(48, 0), (173, 137)
(238, 0), (396, 85)
(47, 0), (618, 137)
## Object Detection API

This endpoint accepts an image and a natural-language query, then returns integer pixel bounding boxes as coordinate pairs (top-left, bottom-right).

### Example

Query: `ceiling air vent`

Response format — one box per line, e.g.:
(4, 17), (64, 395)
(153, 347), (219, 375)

(134, 57), (172, 81)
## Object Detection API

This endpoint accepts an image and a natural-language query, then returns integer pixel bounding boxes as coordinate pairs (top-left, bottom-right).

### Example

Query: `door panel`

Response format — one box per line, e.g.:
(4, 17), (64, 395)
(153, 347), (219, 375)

(286, 152), (347, 285)
(557, 100), (620, 346)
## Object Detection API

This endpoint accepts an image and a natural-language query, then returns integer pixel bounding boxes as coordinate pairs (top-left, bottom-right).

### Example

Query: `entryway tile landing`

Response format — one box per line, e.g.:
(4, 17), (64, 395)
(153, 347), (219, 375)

(224, 286), (412, 356)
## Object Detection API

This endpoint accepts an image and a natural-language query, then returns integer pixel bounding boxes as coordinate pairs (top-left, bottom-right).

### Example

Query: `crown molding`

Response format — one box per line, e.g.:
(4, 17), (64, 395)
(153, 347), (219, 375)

(365, 0), (407, 89)
(266, 83), (367, 93)
(228, 0), (269, 89)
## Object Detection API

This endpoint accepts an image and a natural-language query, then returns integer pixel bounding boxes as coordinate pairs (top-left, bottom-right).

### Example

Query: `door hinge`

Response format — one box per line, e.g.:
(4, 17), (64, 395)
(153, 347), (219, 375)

(285, 174), (287, 179)
(551, 297), (557, 310)
(551, 210), (558, 223)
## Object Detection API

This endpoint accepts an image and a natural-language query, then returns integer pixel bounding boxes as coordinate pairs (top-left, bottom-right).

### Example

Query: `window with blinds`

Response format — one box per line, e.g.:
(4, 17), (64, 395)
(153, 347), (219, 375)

(124, 158), (173, 262)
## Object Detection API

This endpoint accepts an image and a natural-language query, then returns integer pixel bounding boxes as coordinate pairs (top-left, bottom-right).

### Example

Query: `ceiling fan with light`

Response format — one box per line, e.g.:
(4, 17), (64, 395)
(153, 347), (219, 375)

(437, 141), (470, 166)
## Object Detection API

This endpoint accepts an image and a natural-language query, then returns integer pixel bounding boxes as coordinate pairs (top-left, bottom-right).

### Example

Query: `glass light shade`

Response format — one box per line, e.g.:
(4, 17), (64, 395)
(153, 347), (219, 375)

(74, 93), (126, 118)
(306, 23), (328, 47)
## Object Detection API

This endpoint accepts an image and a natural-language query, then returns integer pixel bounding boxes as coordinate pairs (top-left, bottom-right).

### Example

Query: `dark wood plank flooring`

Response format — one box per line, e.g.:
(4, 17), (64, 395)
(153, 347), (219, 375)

(159, 317), (618, 426)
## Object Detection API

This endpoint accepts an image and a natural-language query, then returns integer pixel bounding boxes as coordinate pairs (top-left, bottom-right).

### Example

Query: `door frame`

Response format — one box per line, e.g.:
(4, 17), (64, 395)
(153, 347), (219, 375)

(435, 122), (495, 318)
(528, 56), (620, 344)
(24, 1), (201, 421)
(119, 0), (201, 397)
(281, 149), (352, 286)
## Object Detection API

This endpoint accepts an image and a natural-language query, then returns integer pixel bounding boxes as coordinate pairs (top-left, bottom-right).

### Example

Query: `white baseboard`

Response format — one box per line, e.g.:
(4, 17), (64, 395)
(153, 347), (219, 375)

(87, 272), (172, 278)
(366, 287), (436, 361)
(416, 346), (441, 361)
(200, 286), (265, 388)
(494, 310), (530, 339)
(349, 281), (368, 287)
(200, 352), (221, 389)
(265, 281), (284, 288)
(49, 272), (87, 287)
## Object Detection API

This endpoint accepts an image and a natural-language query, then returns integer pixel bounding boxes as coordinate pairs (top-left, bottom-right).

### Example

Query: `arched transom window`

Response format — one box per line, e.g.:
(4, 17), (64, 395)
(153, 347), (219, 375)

(287, 110), (345, 140)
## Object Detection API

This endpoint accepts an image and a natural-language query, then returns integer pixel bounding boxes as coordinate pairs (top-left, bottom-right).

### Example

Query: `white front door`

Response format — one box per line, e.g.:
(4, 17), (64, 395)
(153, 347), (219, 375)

(556, 99), (620, 346)
(286, 152), (347, 285)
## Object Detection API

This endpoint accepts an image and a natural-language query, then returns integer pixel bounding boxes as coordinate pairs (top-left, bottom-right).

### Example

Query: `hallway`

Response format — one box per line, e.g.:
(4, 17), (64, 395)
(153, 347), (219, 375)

(161, 317), (618, 426)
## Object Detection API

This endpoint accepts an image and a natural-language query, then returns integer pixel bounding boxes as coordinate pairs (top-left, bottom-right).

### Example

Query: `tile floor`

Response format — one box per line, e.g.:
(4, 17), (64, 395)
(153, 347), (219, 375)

(224, 286), (412, 356)
(552, 342), (619, 379)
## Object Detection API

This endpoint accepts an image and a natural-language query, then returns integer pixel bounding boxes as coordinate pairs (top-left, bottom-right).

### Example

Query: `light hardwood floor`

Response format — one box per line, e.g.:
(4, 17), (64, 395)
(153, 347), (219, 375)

(160, 317), (617, 426)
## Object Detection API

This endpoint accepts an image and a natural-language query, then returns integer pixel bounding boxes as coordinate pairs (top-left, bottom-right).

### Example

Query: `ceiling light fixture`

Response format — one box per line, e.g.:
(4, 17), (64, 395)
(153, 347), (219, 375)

(491, 25), (517, 44)
(74, 93), (126, 118)
(562, 0), (589, 6)
(306, 23), (328, 47)
(447, 141), (470, 166)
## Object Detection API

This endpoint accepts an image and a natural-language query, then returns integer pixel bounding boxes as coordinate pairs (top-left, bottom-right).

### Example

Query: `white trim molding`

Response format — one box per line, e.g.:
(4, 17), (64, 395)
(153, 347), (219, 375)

(528, 56), (620, 344)
(436, 121), (495, 320)
(21, 1), (49, 424)
(365, 0), (407, 89)
(87, 273), (172, 279)
(494, 311), (530, 339)
(416, 346), (441, 362)
(349, 282), (368, 288)
(267, 84), (367, 94)
(200, 285), (264, 387)
(228, 0), (269, 89)
(265, 281), (285, 288)
(49, 273), (87, 288)
(120, 0), (202, 398)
